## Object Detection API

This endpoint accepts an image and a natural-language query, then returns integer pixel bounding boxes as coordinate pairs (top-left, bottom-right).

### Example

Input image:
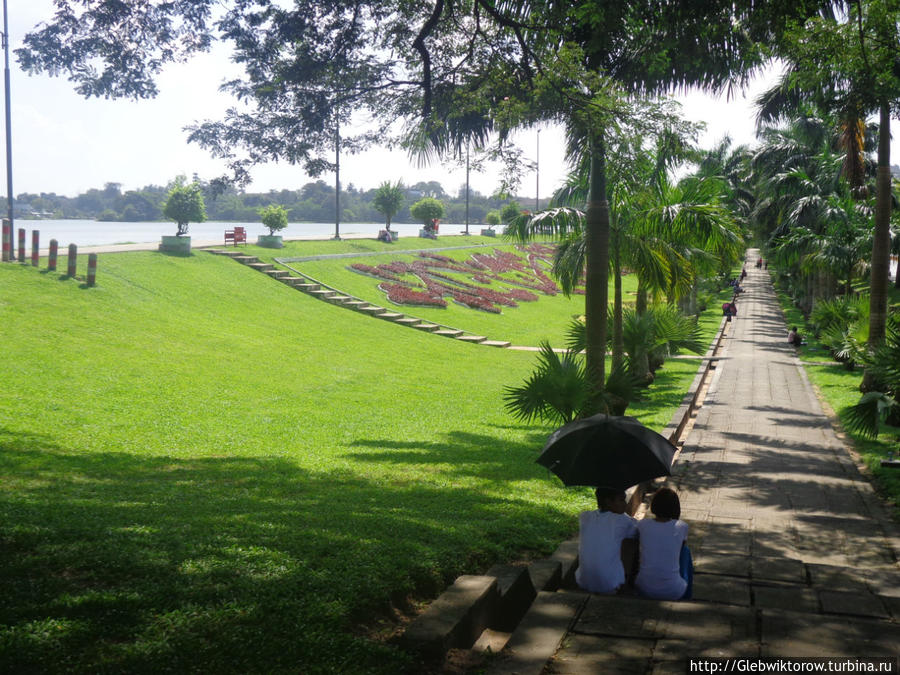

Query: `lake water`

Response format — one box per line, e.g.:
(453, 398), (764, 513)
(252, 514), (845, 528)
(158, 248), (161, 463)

(9, 219), (481, 247)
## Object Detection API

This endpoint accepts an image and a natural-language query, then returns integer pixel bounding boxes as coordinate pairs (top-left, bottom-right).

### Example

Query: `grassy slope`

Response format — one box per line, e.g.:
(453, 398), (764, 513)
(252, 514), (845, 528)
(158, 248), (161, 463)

(0, 246), (713, 673)
(257, 236), (606, 347)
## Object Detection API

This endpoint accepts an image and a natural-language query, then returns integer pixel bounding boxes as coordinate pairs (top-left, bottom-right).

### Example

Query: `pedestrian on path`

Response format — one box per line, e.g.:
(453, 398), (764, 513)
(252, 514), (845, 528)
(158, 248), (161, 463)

(635, 487), (693, 601)
(722, 300), (737, 322)
(575, 488), (638, 595)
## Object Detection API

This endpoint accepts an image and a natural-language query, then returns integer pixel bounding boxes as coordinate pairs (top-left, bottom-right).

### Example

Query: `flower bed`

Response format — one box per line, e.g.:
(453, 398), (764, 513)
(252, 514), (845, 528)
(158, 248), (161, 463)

(379, 282), (447, 308)
(348, 245), (581, 312)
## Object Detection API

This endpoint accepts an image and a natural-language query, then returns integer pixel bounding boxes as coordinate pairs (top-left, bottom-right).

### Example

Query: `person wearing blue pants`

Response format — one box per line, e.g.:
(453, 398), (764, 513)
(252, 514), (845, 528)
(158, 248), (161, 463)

(636, 487), (693, 601)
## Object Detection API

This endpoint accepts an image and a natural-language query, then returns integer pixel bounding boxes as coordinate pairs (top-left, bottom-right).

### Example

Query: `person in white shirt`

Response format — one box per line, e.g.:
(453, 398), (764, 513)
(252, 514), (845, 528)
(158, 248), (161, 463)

(635, 487), (693, 600)
(576, 488), (638, 594)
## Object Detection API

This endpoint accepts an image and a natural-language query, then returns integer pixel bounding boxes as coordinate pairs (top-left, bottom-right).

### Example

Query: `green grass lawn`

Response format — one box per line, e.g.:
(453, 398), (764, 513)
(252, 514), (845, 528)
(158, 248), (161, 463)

(0, 243), (721, 673)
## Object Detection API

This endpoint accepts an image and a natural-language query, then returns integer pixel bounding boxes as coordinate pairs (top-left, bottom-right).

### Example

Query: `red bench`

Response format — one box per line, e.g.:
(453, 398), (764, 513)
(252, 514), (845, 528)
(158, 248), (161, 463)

(224, 226), (247, 246)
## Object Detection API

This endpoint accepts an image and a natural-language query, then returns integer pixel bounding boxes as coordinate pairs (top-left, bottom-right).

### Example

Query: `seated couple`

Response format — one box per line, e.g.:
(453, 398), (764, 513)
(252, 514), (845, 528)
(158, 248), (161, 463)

(576, 487), (693, 600)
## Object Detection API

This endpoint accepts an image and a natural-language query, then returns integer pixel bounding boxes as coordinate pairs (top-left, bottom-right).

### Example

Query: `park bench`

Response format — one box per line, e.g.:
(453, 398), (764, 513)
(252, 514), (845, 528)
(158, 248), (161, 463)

(224, 226), (247, 246)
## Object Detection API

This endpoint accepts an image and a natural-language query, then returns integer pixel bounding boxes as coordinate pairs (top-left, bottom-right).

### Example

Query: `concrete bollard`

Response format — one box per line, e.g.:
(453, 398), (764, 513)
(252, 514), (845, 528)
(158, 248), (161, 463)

(48, 239), (58, 271)
(67, 244), (77, 277)
(1, 219), (8, 262)
(31, 230), (39, 267)
(87, 254), (98, 287)
(18, 228), (25, 262)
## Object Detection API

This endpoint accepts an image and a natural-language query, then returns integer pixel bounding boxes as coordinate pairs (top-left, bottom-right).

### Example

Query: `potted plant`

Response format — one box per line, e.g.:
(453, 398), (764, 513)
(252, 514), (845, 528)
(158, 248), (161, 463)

(411, 197), (444, 239)
(258, 204), (288, 248)
(372, 180), (404, 241)
(159, 177), (205, 254)
(482, 210), (500, 237)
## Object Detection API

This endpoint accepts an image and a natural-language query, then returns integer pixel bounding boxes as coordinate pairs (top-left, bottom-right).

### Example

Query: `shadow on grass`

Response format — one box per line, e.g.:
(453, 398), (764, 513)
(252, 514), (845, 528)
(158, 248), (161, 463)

(0, 424), (572, 674)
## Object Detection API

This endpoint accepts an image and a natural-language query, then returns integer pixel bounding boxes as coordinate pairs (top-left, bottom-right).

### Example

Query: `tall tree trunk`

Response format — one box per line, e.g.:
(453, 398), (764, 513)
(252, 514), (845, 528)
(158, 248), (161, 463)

(584, 133), (610, 414)
(804, 273), (814, 315)
(862, 103), (893, 386)
(862, 103), (892, 391)
(612, 230), (624, 372)
(635, 282), (648, 315)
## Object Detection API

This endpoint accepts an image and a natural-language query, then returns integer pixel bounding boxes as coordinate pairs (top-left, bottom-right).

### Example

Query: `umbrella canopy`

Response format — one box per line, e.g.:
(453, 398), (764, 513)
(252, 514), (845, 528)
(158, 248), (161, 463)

(536, 414), (675, 489)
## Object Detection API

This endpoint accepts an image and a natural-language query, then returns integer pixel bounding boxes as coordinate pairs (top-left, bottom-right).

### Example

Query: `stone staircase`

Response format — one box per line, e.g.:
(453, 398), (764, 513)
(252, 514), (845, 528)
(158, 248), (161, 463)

(399, 544), (900, 674)
(204, 249), (510, 348)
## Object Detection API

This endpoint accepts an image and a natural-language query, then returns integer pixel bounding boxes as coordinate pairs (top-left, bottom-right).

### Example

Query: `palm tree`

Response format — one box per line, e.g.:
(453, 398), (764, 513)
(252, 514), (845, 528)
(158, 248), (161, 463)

(843, 326), (900, 438)
(512, 136), (741, 386)
(750, 115), (851, 310)
(762, 5), (900, 379)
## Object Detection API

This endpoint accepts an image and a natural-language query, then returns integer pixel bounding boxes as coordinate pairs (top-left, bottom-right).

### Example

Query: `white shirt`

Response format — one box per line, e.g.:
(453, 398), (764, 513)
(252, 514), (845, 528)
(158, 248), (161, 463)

(635, 518), (689, 600)
(576, 510), (638, 594)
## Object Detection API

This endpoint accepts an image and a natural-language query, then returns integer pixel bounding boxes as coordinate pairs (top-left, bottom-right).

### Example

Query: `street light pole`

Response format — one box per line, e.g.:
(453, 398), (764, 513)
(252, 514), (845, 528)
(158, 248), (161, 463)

(535, 128), (540, 214)
(465, 141), (470, 235)
(2, 0), (13, 259)
(333, 122), (341, 240)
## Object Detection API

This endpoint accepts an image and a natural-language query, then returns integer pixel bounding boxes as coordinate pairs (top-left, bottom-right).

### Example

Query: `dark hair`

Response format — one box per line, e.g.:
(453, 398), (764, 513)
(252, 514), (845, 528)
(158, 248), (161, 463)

(650, 487), (681, 520)
(791, 326), (797, 332)
(595, 487), (623, 511)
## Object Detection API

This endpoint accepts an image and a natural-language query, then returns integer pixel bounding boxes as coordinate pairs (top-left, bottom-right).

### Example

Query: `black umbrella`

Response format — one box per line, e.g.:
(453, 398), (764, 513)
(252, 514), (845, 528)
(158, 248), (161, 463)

(536, 414), (675, 489)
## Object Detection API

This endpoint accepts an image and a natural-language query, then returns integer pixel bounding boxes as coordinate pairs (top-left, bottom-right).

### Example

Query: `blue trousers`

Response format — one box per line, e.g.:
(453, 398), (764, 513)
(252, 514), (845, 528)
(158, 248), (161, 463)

(680, 545), (694, 600)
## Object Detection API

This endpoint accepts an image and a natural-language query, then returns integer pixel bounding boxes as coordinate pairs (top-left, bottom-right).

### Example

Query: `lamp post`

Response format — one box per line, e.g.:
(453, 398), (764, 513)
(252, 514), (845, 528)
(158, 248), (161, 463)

(464, 141), (470, 235)
(2, 0), (13, 259)
(535, 128), (540, 214)
(333, 122), (340, 240)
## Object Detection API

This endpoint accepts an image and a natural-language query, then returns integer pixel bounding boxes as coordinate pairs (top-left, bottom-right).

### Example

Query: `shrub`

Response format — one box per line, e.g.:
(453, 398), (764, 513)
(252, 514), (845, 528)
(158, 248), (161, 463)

(501, 201), (521, 223)
(163, 178), (206, 236)
(410, 197), (445, 227)
(259, 204), (289, 235)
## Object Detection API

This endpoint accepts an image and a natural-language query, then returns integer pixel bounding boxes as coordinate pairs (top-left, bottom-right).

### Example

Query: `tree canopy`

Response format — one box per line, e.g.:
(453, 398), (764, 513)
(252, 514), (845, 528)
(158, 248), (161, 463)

(19, 1), (829, 187)
(163, 179), (206, 236)
(372, 181), (405, 229)
(259, 204), (289, 235)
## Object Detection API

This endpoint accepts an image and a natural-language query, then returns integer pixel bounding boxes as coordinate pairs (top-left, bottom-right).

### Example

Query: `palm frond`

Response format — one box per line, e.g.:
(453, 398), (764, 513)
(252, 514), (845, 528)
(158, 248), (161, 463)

(842, 392), (897, 439)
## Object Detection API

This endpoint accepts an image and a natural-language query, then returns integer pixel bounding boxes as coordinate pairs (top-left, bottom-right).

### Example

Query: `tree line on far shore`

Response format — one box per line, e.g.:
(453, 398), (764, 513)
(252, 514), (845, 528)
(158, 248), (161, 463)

(8, 177), (540, 224)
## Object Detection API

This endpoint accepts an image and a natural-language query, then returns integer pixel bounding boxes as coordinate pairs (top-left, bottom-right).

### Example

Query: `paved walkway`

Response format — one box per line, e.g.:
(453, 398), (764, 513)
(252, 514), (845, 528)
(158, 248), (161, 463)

(539, 249), (900, 671)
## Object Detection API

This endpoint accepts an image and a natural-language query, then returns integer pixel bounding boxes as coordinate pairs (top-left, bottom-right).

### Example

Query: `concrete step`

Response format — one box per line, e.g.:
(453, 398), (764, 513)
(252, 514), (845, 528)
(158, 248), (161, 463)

(295, 283), (321, 292)
(414, 323), (440, 331)
(309, 289), (336, 298)
(343, 300), (367, 308)
(359, 305), (385, 314)
(329, 295), (351, 303)
(481, 340), (511, 348)
(400, 576), (500, 661)
(395, 317), (421, 325)
(376, 312), (404, 320)
(248, 262), (274, 272)
(266, 269), (290, 278)
(456, 335), (487, 343)
(281, 276), (305, 285)
(434, 329), (463, 338)
(233, 256), (258, 264)
(485, 590), (588, 675)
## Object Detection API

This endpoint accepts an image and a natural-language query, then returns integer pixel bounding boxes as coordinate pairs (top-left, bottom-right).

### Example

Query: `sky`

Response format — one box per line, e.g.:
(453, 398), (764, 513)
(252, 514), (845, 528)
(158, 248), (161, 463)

(4, 2), (898, 201)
